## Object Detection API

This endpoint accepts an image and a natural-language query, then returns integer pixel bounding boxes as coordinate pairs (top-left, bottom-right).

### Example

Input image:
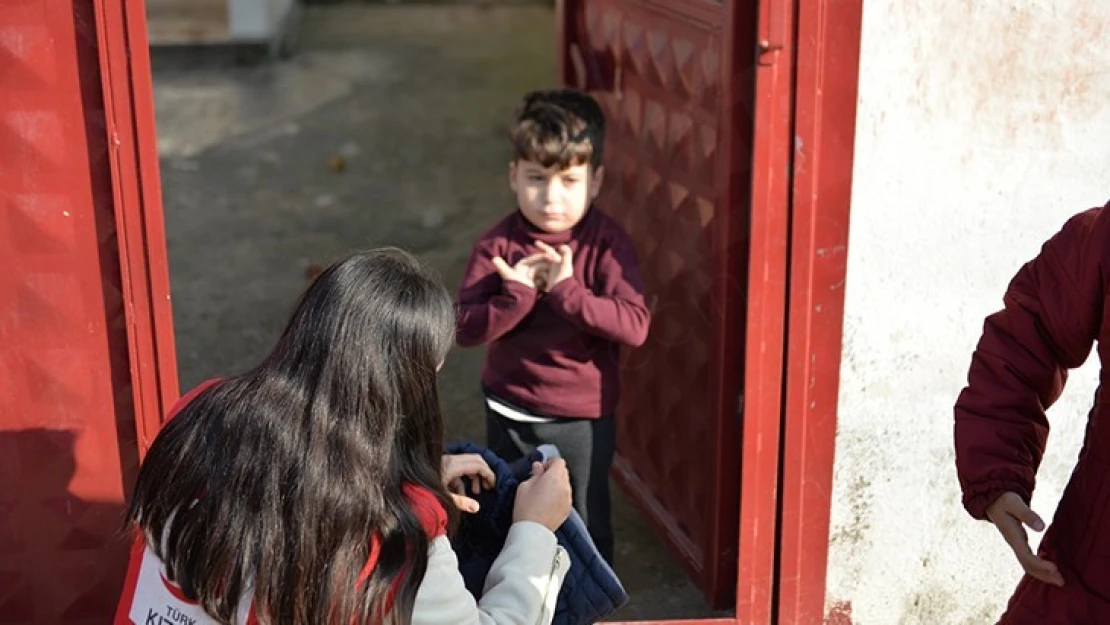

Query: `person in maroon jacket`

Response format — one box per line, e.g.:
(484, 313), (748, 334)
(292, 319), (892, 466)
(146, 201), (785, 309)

(956, 203), (1110, 624)
(456, 89), (651, 565)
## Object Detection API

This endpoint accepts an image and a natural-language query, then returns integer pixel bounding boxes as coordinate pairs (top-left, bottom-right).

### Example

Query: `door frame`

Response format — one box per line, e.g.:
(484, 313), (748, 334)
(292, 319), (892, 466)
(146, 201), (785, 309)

(774, 1), (863, 623)
(93, 0), (180, 462)
(97, 0), (863, 620)
(555, 0), (864, 622)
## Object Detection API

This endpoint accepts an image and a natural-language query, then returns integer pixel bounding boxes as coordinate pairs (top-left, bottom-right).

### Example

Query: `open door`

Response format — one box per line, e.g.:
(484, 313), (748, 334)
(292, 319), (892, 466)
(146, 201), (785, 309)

(558, 0), (862, 622)
(0, 1), (177, 622)
(0, 0), (859, 620)
(556, 0), (763, 610)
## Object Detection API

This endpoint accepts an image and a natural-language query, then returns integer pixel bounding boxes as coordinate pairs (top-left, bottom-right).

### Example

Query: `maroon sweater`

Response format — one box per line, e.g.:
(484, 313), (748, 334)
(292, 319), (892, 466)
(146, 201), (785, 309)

(456, 208), (651, 418)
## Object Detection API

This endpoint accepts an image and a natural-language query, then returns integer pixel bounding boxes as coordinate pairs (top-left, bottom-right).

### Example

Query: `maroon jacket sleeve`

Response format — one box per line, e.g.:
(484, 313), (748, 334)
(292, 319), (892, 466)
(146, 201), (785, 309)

(455, 240), (538, 347)
(955, 206), (1107, 519)
(545, 235), (651, 346)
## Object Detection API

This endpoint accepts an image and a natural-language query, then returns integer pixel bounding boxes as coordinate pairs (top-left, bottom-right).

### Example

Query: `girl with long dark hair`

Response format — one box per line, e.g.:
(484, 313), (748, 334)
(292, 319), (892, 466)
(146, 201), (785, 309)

(115, 248), (572, 624)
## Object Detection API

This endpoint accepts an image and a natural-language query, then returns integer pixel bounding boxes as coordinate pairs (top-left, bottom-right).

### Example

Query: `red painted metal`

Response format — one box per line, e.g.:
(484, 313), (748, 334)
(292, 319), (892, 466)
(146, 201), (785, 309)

(734, 0), (796, 621)
(776, 1), (863, 623)
(0, 0), (175, 622)
(93, 0), (180, 460)
(558, 0), (755, 608)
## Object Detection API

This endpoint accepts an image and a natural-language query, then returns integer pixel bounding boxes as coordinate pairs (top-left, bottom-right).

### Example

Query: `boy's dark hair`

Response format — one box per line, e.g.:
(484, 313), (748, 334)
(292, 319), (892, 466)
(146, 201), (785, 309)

(510, 89), (606, 170)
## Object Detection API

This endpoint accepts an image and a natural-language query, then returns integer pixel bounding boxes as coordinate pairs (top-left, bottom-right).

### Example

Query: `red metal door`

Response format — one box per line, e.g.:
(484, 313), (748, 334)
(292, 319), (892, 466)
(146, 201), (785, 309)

(735, 0), (796, 620)
(557, 0), (761, 608)
(0, 1), (176, 622)
(775, 1), (863, 623)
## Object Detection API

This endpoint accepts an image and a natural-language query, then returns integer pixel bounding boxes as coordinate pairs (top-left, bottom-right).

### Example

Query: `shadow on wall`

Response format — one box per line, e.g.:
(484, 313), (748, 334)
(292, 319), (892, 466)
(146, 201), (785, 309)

(0, 429), (129, 624)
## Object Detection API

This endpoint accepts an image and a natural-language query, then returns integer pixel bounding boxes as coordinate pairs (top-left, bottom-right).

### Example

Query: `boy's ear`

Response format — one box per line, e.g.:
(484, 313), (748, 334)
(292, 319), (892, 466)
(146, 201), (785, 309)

(589, 165), (605, 200)
(509, 161), (518, 193)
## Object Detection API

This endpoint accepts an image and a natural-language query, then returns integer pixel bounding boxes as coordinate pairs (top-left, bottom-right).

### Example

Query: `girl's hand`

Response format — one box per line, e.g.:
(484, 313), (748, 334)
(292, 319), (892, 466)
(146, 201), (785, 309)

(441, 454), (496, 514)
(986, 491), (1064, 587)
(512, 458), (573, 531)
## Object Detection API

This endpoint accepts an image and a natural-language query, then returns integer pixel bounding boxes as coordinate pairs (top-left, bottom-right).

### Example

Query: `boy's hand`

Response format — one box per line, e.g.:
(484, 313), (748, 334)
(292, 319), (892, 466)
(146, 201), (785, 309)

(986, 491), (1064, 587)
(492, 253), (552, 290)
(534, 241), (574, 290)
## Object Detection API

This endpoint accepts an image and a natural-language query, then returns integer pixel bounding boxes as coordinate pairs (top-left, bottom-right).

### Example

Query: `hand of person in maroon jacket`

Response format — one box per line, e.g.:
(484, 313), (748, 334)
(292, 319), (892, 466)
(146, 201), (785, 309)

(534, 241), (574, 291)
(986, 491), (1064, 587)
(491, 252), (554, 290)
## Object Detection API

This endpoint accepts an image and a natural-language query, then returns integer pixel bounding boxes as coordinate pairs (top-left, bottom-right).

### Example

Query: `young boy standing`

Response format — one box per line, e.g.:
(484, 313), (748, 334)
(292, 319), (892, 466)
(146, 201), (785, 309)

(456, 89), (651, 565)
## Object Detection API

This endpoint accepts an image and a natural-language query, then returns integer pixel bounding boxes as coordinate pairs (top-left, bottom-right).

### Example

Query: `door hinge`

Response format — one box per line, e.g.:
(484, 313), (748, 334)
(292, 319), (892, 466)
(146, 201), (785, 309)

(757, 39), (784, 66)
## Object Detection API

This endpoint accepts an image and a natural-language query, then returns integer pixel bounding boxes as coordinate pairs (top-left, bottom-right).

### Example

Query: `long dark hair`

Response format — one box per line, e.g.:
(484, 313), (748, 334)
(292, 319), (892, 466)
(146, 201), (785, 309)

(127, 248), (458, 624)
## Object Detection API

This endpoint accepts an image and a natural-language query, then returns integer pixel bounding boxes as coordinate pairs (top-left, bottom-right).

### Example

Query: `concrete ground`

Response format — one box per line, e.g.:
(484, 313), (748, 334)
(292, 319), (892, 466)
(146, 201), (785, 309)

(152, 3), (723, 620)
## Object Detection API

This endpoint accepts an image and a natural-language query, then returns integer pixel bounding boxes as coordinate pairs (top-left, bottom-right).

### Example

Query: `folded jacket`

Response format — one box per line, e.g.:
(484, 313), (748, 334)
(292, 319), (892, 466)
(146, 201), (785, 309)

(445, 442), (629, 625)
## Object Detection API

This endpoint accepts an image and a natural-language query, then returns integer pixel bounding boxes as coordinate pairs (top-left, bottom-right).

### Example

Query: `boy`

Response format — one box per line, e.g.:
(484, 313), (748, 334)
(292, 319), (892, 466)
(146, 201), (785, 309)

(456, 89), (651, 565)
(955, 202), (1110, 623)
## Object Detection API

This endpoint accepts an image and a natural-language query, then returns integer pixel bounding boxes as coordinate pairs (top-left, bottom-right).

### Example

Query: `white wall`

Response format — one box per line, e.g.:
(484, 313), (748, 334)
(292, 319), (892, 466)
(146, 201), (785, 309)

(827, 1), (1110, 622)
(229, 0), (296, 41)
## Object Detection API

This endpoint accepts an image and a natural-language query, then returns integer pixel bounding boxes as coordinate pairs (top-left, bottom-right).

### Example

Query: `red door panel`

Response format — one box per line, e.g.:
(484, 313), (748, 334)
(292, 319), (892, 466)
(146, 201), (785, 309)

(734, 0), (795, 621)
(559, 0), (758, 608)
(0, 1), (175, 622)
(566, 0), (862, 620)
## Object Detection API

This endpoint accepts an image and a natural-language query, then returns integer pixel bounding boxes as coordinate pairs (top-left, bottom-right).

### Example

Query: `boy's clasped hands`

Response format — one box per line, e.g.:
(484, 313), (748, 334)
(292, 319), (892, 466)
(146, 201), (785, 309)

(492, 241), (573, 292)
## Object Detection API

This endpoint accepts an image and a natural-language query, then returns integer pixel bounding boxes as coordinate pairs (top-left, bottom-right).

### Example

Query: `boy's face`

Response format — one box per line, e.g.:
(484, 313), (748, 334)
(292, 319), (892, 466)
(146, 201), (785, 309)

(510, 160), (604, 233)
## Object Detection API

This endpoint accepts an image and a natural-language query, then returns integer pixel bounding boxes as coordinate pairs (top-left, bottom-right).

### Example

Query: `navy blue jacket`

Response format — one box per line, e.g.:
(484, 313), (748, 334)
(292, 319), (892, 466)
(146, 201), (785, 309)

(445, 443), (628, 625)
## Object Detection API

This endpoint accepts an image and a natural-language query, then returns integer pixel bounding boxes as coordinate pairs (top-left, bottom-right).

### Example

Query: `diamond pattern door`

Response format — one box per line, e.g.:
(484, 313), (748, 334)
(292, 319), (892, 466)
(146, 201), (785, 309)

(559, 0), (759, 608)
(0, 1), (175, 622)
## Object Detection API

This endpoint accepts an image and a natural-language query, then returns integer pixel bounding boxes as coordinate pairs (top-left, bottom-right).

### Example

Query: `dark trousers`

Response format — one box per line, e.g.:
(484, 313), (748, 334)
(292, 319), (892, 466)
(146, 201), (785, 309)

(485, 405), (616, 565)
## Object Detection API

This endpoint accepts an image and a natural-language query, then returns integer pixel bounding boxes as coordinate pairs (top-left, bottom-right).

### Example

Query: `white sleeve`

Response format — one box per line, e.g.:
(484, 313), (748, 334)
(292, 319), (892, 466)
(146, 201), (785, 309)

(411, 521), (570, 625)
